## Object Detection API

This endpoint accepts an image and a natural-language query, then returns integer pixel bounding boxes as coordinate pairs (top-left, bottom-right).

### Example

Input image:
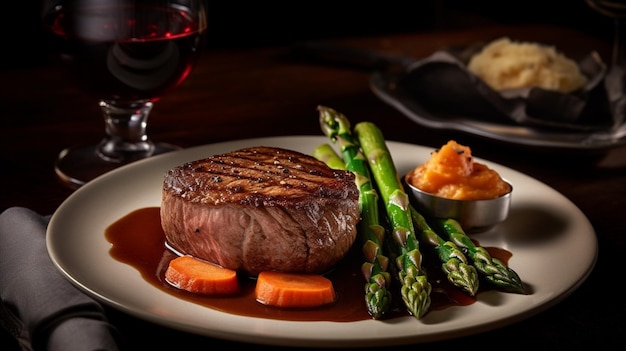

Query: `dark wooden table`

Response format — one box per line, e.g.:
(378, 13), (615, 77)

(2, 24), (625, 349)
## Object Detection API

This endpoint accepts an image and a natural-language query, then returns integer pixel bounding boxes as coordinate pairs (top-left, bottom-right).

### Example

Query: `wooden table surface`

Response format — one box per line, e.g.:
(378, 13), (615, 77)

(2, 24), (625, 349)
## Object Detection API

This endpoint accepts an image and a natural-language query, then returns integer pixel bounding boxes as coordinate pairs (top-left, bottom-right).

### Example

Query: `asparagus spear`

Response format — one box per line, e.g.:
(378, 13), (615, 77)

(434, 218), (526, 294)
(353, 121), (431, 319)
(409, 206), (479, 296)
(312, 143), (347, 170)
(317, 105), (392, 319)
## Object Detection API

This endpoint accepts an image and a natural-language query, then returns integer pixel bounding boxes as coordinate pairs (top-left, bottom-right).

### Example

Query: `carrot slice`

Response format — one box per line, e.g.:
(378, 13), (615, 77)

(165, 255), (239, 295)
(255, 271), (336, 308)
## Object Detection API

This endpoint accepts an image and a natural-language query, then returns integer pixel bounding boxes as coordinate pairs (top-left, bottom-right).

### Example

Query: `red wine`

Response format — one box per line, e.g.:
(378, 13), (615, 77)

(43, 3), (206, 104)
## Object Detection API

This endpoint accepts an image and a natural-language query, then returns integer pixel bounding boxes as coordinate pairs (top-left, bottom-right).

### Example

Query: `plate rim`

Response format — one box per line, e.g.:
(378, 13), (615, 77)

(46, 135), (598, 347)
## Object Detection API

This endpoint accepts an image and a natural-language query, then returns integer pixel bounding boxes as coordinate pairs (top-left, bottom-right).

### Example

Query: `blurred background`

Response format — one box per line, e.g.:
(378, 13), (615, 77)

(5, 0), (612, 70)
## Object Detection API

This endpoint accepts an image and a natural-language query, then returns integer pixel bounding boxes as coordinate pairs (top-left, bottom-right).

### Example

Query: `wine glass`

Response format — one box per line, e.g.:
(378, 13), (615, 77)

(585, 0), (626, 69)
(42, 0), (207, 188)
(585, 0), (626, 129)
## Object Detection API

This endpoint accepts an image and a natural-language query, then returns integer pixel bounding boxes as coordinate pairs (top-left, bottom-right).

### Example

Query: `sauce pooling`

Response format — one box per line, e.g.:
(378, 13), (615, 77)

(105, 207), (512, 321)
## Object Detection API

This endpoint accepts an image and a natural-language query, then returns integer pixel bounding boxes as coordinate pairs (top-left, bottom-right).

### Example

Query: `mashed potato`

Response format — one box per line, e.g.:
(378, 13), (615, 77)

(467, 37), (587, 93)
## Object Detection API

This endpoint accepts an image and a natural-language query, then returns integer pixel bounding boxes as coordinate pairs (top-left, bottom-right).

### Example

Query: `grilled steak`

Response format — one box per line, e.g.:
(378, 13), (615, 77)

(160, 146), (360, 276)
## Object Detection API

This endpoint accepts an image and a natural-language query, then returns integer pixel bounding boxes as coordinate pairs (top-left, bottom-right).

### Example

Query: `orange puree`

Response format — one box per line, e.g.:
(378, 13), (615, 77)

(406, 140), (510, 200)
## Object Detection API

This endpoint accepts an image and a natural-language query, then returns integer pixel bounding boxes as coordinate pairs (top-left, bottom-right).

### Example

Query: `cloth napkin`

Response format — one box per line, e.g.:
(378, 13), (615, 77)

(0, 207), (123, 351)
(399, 45), (623, 132)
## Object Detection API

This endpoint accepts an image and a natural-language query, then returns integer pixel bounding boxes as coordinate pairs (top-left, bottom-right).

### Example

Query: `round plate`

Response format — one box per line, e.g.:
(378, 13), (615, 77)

(47, 136), (597, 347)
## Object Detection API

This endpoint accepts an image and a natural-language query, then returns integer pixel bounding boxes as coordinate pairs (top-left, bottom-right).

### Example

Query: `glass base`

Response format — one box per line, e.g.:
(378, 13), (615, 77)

(55, 142), (180, 189)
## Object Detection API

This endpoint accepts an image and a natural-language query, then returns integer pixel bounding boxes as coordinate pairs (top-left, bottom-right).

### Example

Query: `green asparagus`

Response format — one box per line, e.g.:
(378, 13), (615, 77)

(354, 121), (431, 319)
(317, 105), (392, 319)
(312, 143), (346, 170)
(409, 206), (479, 296)
(434, 218), (526, 294)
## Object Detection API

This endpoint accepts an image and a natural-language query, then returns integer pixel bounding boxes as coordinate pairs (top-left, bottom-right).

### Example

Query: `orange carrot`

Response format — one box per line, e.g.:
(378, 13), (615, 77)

(165, 255), (239, 295)
(255, 271), (336, 308)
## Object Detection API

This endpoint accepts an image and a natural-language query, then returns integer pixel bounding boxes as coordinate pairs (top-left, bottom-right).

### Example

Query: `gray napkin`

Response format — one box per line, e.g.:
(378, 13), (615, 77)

(400, 47), (618, 132)
(0, 207), (122, 351)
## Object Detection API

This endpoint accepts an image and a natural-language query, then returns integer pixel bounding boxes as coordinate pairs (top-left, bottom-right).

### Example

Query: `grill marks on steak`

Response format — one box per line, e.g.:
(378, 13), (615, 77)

(160, 146), (360, 276)
(164, 146), (356, 206)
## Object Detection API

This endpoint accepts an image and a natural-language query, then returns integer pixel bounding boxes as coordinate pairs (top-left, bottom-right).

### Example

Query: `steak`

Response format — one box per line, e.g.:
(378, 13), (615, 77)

(160, 146), (360, 276)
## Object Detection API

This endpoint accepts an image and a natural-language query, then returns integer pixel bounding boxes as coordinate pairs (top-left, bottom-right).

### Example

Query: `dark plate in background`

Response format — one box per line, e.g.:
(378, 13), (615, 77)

(370, 71), (626, 151)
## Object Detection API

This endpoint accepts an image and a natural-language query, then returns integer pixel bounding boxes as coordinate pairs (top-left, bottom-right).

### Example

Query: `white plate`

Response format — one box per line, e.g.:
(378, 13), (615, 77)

(47, 136), (597, 347)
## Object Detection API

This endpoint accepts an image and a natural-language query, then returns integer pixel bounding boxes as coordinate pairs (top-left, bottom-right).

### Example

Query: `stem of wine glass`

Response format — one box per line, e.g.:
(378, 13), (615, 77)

(55, 100), (179, 189)
(612, 17), (625, 70)
(97, 100), (158, 163)
(607, 17), (626, 129)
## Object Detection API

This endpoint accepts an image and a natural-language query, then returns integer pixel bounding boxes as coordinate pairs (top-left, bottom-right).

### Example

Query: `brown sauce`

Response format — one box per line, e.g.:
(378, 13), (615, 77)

(105, 207), (512, 322)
